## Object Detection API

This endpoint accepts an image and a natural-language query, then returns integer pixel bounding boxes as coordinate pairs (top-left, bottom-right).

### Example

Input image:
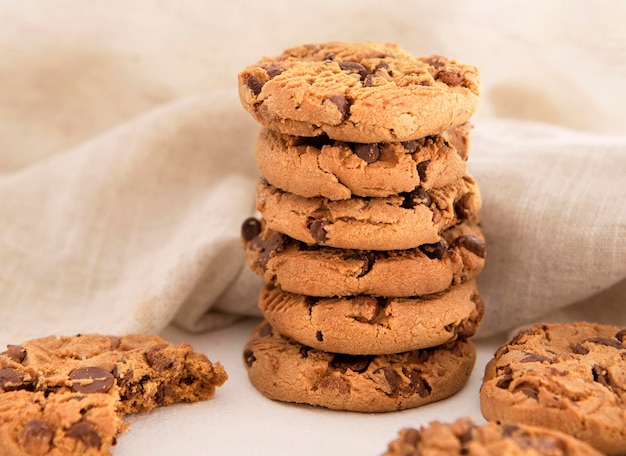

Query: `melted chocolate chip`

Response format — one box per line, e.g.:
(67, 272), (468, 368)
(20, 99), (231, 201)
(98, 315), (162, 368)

(330, 354), (372, 373)
(19, 420), (54, 453)
(0, 367), (28, 391)
(496, 366), (513, 389)
(616, 329), (626, 342)
(243, 349), (256, 367)
(401, 188), (431, 209)
(308, 220), (329, 242)
(338, 61), (367, 79)
(401, 368), (431, 398)
(155, 384), (174, 405)
(241, 217), (262, 242)
(352, 143), (380, 164)
(315, 331), (324, 342)
(520, 353), (552, 364)
(68, 367), (115, 394)
(419, 241), (447, 260)
(416, 160), (430, 182)
(299, 345), (311, 358)
(456, 319), (478, 339)
(145, 345), (175, 371)
(592, 364), (611, 388)
(250, 231), (287, 271)
(401, 140), (418, 154)
(518, 387), (539, 400)
(454, 197), (472, 221)
(574, 344), (589, 355)
(585, 337), (624, 350)
(355, 253), (375, 278)
(501, 424), (521, 437)
(437, 68), (463, 86)
(65, 420), (101, 449)
(2, 345), (26, 363)
(327, 95), (349, 121)
(450, 235), (486, 258)
(246, 74), (264, 96)
(265, 64), (283, 79)
(259, 322), (273, 338)
(373, 366), (400, 395)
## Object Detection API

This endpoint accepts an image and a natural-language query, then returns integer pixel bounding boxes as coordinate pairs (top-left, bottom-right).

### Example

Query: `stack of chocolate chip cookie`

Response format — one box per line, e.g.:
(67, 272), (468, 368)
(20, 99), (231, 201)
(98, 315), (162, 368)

(237, 41), (486, 412)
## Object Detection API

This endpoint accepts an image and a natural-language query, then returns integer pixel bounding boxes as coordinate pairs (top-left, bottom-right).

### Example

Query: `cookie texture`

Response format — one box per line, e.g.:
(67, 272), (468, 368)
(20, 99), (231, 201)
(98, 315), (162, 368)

(242, 217), (485, 297)
(243, 320), (476, 412)
(0, 391), (124, 456)
(256, 173), (482, 250)
(238, 42), (480, 143)
(480, 322), (626, 455)
(255, 123), (470, 200)
(384, 417), (604, 456)
(0, 333), (227, 455)
(258, 279), (484, 355)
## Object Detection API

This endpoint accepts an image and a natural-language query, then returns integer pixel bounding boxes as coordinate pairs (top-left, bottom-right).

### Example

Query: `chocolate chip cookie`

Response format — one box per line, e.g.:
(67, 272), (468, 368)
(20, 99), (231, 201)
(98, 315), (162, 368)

(0, 333), (227, 455)
(242, 216), (485, 297)
(0, 390), (124, 455)
(256, 173), (482, 251)
(255, 123), (470, 200)
(258, 279), (484, 355)
(384, 417), (603, 456)
(243, 320), (476, 412)
(480, 322), (626, 455)
(238, 42), (480, 143)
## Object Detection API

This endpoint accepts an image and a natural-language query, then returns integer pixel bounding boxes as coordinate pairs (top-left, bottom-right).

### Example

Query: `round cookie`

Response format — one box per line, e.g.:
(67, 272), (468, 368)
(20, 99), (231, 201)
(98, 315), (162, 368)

(238, 41), (480, 143)
(255, 123), (471, 200)
(480, 322), (626, 455)
(384, 417), (604, 456)
(258, 279), (484, 355)
(241, 216), (485, 297)
(243, 320), (476, 412)
(256, 173), (482, 251)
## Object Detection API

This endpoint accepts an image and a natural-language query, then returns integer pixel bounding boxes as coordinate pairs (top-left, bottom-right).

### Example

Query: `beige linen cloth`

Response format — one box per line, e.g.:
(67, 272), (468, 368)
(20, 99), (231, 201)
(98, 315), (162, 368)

(0, 0), (624, 346)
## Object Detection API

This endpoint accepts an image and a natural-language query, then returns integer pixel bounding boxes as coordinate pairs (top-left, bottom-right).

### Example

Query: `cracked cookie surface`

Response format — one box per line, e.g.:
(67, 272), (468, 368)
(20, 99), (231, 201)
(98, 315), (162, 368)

(255, 123), (470, 200)
(258, 279), (484, 355)
(256, 173), (481, 251)
(238, 41), (480, 143)
(243, 320), (476, 412)
(384, 417), (603, 456)
(242, 216), (485, 297)
(480, 322), (626, 455)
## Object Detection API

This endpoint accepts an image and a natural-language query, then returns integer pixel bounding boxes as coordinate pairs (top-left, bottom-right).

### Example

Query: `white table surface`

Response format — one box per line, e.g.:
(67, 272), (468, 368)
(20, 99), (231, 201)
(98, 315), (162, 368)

(110, 317), (509, 455)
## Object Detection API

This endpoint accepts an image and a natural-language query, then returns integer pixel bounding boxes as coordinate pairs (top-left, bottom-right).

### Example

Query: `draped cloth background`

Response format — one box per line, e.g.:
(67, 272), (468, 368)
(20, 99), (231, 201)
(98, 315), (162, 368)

(0, 0), (624, 347)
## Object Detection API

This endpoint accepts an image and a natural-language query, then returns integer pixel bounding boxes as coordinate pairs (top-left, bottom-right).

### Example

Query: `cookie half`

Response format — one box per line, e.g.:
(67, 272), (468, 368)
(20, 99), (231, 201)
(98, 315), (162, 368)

(256, 173), (482, 251)
(0, 390), (124, 455)
(255, 123), (470, 200)
(243, 320), (476, 412)
(384, 417), (603, 456)
(0, 334), (227, 415)
(242, 217), (485, 297)
(480, 322), (626, 455)
(238, 41), (480, 143)
(258, 279), (484, 355)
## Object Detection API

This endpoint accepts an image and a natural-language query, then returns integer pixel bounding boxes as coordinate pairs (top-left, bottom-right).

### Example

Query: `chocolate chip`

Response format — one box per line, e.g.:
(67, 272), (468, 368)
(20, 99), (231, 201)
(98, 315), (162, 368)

(496, 366), (513, 389)
(68, 367), (115, 394)
(401, 369), (431, 398)
(616, 329), (626, 342)
(518, 387), (539, 400)
(318, 376), (350, 394)
(0, 367), (28, 391)
(454, 196), (472, 221)
(592, 364), (611, 388)
(65, 420), (101, 449)
(250, 231), (287, 271)
(456, 319), (477, 339)
(437, 68), (463, 86)
(416, 160), (430, 182)
(246, 74), (264, 96)
(585, 337), (624, 350)
(19, 420), (54, 453)
(373, 366), (400, 395)
(501, 424), (521, 437)
(241, 217), (262, 242)
(450, 235), (486, 258)
(402, 428), (421, 446)
(259, 322), (273, 338)
(243, 349), (256, 367)
(574, 344), (589, 355)
(401, 188), (431, 209)
(338, 61), (367, 79)
(299, 346), (311, 358)
(315, 331), (324, 342)
(2, 345), (26, 363)
(330, 354), (372, 373)
(520, 353), (552, 364)
(327, 95), (349, 121)
(265, 63), (283, 79)
(308, 220), (329, 242)
(352, 143), (380, 164)
(155, 384), (174, 405)
(419, 241), (447, 260)
(145, 345), (175, 371)
(401, 140), (418, 154)
(355, 253), (375, 278)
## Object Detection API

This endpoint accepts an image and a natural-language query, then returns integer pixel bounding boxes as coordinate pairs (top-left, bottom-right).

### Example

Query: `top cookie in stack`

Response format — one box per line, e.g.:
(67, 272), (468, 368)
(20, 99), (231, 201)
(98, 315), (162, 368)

(238, 42), (485, 412)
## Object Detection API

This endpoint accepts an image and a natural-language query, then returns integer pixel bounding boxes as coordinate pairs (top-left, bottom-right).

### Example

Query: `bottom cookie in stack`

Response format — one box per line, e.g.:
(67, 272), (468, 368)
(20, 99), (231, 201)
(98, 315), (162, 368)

(243, 320), (476, 413)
